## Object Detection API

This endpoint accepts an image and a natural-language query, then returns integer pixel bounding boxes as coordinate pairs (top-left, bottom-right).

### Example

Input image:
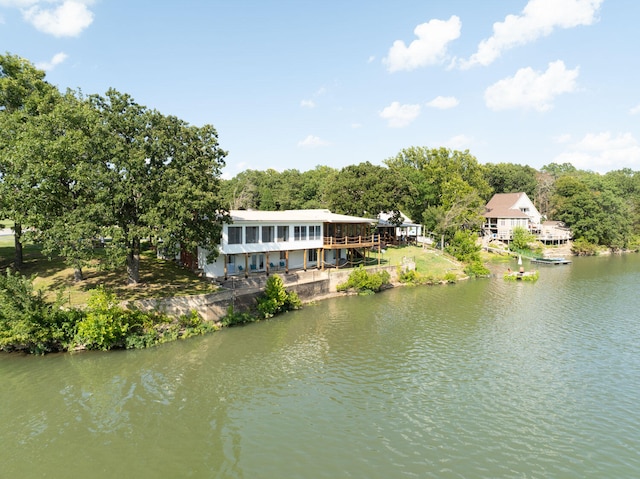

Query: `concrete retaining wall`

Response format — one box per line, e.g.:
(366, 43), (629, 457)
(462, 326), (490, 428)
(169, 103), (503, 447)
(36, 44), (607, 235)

(129, 263), (414, 323)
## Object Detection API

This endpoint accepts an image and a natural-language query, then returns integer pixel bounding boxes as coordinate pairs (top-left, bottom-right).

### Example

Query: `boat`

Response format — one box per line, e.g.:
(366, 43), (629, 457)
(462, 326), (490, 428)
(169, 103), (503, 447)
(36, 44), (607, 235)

(531, 257), (571, 265)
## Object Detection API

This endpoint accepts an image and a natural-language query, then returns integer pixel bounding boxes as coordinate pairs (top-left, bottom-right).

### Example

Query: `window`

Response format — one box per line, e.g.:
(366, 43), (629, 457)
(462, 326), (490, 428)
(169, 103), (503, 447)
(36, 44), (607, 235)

(262, 226), (274, 243)
(294, 226), (307, 241)
(246, 226), (259, 243)
(307, 249), (318, 262)
(277, 226), (289, 242)
(228, 227), (242, 244)
(309, 225), (321, 240)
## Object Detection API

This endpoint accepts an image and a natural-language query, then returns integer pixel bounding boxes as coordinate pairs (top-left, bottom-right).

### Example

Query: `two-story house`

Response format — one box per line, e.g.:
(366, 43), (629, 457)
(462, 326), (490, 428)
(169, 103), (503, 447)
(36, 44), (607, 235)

(196, 209), (381, 279)
(483, 192), (571, 244)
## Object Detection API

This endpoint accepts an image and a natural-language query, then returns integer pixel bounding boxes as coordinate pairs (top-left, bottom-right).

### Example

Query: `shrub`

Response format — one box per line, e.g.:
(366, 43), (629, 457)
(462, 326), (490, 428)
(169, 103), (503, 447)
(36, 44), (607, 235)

(220, 306), (257, 327)
(0, 269), (84, 353)
(445, 230), (481, 263)
(571, 238), (598, 255)
(336, 266), (391, 294)
(256, 275), (302, 319)
(75, 286), (134, 350)
(464, 260), (490, 277)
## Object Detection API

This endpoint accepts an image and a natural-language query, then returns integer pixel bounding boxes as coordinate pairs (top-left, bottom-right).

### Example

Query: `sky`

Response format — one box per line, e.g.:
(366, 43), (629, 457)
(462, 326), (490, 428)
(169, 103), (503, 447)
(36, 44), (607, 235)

(2, 0), (640, 177)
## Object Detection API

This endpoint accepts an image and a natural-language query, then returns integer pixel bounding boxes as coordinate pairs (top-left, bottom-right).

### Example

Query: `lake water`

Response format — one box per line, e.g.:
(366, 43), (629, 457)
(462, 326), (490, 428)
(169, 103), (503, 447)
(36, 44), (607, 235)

(2, 255), (639, 478)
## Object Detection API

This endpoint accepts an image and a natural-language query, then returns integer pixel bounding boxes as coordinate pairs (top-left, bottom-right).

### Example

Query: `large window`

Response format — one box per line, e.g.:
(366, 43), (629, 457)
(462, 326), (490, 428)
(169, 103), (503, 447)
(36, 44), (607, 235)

(294, 226), (307, 241)
(246, 226), (259, 243)
(309, 225), (321, 240)
(277, 226), (289, 242)
(228, 227), (242, 245)
(307, 249), (318, 262)
(262, 226), (274, 243)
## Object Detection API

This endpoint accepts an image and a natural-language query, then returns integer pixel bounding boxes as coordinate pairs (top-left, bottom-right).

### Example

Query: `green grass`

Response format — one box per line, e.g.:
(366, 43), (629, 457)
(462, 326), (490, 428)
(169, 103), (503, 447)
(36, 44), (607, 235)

(371, 244), (464, 279)
(0, 219), (13, 229)
(0, 236), (217, 306)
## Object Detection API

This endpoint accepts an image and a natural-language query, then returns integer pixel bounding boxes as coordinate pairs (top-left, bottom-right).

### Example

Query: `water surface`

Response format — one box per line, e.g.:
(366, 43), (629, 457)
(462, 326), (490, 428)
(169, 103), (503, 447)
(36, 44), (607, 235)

(2, 255), (639, 478)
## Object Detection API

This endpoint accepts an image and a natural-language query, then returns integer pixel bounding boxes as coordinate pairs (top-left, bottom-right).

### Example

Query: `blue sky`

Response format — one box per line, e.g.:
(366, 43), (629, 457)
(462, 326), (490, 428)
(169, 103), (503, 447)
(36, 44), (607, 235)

(2, 0), (639, 177)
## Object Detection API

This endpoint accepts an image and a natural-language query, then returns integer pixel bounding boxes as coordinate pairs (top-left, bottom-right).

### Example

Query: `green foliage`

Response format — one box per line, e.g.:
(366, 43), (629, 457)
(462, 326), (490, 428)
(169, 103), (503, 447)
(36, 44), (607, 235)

(220, 306), (257, 327)
(571, 238), (599, 256)
(511, 226), (537, 251)
(445, 230), (481, 263)
(504, 270), (539, 282)
(75, 286), (134, 350)
(464, 260), (490, 277)
(443, 272), (458, 283)
(256, 274), (302, 319)
(336, 266), (391, 294)
(398, 268), (420, 284)
(0, 268), (81, 353)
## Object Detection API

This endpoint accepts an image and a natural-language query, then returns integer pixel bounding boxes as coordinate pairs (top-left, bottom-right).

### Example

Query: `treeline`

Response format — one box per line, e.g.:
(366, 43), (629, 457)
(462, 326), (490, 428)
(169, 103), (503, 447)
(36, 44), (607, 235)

(3, 51), (640, 294)
(0, 54), (230, 283)
(221, 151), (640, 251)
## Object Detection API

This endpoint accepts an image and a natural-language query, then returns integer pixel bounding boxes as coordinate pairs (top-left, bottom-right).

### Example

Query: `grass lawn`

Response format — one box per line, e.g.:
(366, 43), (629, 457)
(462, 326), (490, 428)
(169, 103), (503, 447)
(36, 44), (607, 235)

(0, 235), (217, 306)
(369, 244), (464, 279)
(0, 219), (13, 229)
(1, 236), (466, 307)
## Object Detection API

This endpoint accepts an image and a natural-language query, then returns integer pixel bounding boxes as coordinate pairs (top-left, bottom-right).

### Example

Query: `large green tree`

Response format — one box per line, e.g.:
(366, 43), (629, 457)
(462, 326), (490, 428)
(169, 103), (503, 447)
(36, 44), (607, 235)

(90, 89), (230, 284)
(0, 54), (58, 270)
(484, 162), (538, 199)
(385, 147), (490, 237)
(7, 90), (104, 281)
(324, 161), (408, 220)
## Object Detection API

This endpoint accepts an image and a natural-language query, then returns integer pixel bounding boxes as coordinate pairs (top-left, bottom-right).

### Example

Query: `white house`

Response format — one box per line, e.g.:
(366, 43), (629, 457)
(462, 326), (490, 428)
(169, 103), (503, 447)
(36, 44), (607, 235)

(483, 192), (571, 244)
(377, 211), (423, 244)
(197, 209), (381, 279)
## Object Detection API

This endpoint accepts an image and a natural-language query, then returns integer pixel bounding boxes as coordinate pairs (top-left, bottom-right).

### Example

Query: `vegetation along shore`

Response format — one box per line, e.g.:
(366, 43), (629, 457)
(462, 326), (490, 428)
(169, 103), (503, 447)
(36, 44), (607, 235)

(2, 53), (640, 354)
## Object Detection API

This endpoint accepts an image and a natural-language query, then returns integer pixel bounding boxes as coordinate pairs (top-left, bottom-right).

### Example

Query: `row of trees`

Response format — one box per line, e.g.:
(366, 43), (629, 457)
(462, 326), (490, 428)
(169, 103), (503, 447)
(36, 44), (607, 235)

(222, 153), (640, 251)
(0, 54), (230, 283)
(3, 53), (639, 290)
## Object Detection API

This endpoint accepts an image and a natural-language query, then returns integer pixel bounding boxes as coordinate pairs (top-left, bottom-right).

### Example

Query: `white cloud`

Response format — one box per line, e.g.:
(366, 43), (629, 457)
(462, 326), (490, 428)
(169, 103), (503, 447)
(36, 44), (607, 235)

(0, 0), (39, 6)
(445, 134), (473, 150)
(367, 55), (375, 63)
(23, 1), (94, 37)
(297, 135), (329, 148)
(554, 132), (640, 172)
(427, 95), (459, 109)
(379, 101), (421, 128)
(35, 51), (68, 71)
(630, 103), (640, 115)
(553, 133), (572, 144)
(300, 99), (315, 108)
(383, 15), (461, 73)
(484, 60), (579, 111)
(461, 0), (603, 69)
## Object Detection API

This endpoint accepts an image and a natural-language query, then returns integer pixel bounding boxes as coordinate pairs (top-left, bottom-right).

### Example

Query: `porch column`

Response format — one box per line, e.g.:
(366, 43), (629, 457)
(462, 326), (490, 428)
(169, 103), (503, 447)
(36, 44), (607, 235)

(244, 253), (249, 278)
(303, 249), (307, 271)
(285, 250), (289, 274)
(224, 254), (228, 280)
(266, 252), (270, 276)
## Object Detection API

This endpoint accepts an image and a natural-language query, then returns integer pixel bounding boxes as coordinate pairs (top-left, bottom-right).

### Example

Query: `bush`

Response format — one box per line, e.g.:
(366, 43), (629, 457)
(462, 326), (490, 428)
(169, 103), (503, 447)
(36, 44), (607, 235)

(75, 286), (136, 350)
(464, 260), (490, 277)
(256, 274), (302, 319)
(0, 269), (84, 353)
(445, 230), (481, 263)
(220, 306), (257, 327)
(571, 238), (598, 255)
(336, 266), (391, 294)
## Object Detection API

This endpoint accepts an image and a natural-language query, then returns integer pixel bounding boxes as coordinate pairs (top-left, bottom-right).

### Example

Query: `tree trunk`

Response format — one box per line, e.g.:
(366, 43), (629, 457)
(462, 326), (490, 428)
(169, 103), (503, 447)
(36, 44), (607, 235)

(73, 267), (84, 282)
(127, 237), (140, 284)
(14, 222), (23, 271)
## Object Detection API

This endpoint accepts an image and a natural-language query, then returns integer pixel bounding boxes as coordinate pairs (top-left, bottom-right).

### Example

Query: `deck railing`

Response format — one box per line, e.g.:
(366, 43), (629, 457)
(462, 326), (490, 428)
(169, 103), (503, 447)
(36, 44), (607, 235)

(323, 234), (380, 247)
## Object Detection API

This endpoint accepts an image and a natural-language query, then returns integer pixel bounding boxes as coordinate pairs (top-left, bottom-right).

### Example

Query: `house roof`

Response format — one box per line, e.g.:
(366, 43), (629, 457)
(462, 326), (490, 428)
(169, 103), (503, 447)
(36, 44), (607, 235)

(230, 209), (376, 224)
(484, 192), (530, 219)
(377, 211), (421, 228)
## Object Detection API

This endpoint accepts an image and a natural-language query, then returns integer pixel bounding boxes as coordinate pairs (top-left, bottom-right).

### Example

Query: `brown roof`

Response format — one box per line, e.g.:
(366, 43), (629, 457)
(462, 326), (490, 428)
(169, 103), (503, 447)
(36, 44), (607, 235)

(484, 193), (530, 219)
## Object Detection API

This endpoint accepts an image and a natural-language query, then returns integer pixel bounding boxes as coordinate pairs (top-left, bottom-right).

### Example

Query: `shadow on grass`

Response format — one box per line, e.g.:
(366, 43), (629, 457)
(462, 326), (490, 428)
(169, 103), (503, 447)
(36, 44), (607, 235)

(1, 243), (218, 306)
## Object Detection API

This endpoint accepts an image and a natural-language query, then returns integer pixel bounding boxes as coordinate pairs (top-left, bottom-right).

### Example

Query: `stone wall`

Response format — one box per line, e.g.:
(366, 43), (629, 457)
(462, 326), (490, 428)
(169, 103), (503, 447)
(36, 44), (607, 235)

(129, 262), (414, 323)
